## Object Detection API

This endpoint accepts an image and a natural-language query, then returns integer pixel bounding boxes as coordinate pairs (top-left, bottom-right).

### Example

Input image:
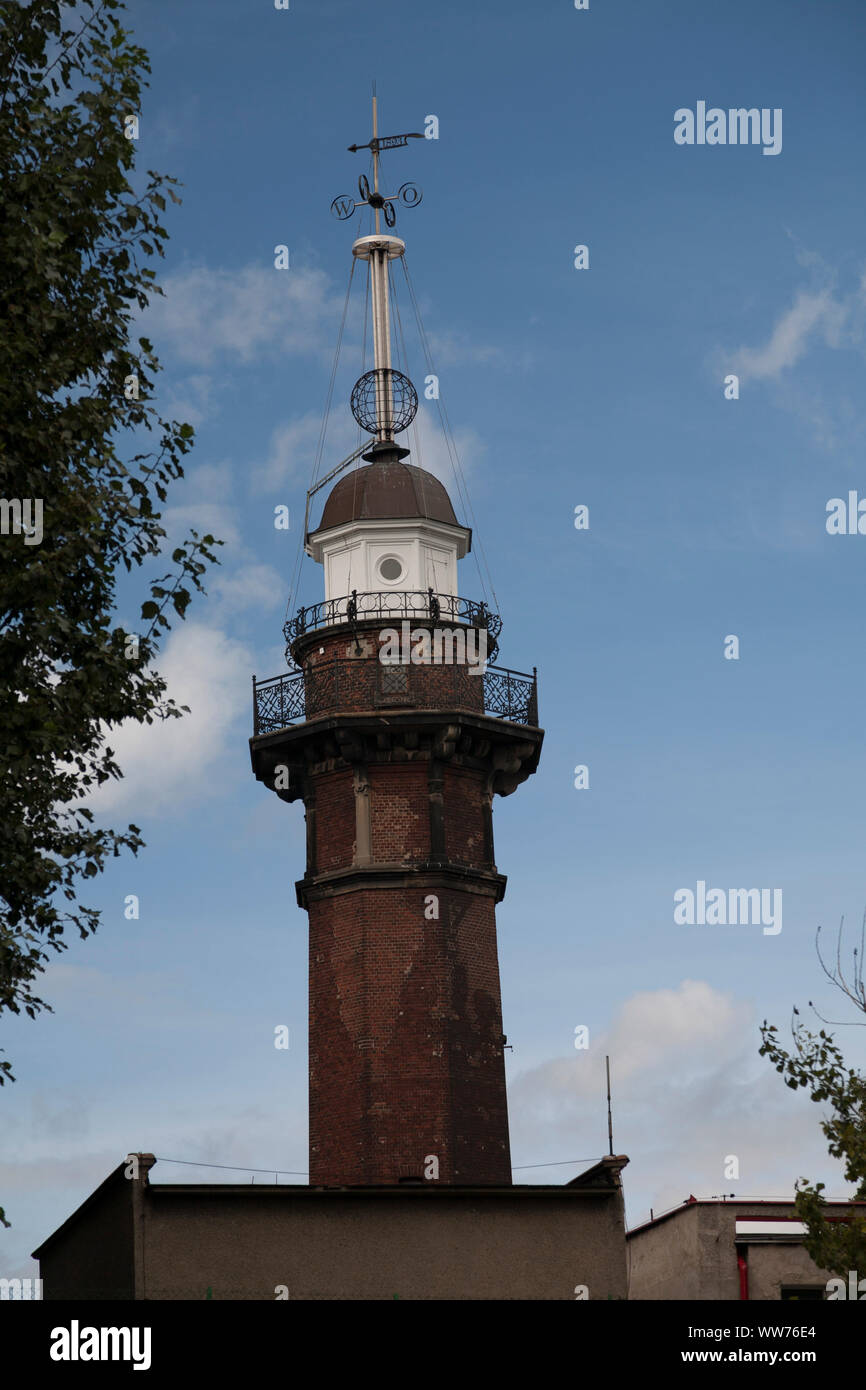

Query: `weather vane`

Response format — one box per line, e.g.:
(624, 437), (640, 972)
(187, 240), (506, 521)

(328, 90), (429, 463)
(330, 87), (424, 232)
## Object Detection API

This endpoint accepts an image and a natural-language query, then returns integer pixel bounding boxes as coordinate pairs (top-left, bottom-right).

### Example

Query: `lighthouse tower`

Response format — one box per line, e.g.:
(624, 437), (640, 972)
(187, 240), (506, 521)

(250, 100), (543, 1187)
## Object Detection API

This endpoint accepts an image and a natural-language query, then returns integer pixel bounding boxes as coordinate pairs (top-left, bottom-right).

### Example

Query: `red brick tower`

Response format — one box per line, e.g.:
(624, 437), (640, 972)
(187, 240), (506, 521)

(250, 101), (542, 1186)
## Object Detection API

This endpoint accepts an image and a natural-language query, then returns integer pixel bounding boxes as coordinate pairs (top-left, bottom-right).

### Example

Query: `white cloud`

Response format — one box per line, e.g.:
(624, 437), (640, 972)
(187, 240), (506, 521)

(404, 402), (486, 492)
(607, 979), (747, 1081)
(427, 329), (506, 368)
(714, 261), (866, 453)
(152, 459), (242, 558)
(142, 263), (343, 367)
(162, 372), (215, 428)
(211, 562), (285, 614)
(160, 498), (242, 550)
(92, 622), (253, 815)
(130, 459), (287, 632)
(184, 459), (234, 503)
(254, 411), (359, 493)
(731, 290), (848, 381)
(508, 981), (855, 1222)
(725, 257), (866, 386)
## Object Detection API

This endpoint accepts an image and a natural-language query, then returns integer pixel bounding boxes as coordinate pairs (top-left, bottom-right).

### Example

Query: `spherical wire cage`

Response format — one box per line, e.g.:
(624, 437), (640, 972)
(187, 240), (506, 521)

(350, 368), (418, 436)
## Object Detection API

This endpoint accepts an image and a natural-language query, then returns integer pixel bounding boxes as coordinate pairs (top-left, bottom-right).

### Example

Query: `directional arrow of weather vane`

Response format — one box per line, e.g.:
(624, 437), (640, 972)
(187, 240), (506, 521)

(330, 118), (424, 229)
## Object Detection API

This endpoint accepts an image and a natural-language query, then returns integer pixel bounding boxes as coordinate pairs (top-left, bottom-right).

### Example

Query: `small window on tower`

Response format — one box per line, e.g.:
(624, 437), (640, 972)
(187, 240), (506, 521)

(376, 660), (412, 706)
(381, 664), (409, 695)
(378, 555), (403, 583)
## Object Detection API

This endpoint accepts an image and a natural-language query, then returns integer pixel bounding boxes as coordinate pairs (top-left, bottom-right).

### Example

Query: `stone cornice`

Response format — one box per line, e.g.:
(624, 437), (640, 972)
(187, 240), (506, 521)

(296, 861), (508, 909)
(250, 708), (542, 804)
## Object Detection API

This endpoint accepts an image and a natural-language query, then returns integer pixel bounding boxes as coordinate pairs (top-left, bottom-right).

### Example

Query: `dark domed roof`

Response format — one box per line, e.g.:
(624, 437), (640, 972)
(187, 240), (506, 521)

(315, 462), (461, 532)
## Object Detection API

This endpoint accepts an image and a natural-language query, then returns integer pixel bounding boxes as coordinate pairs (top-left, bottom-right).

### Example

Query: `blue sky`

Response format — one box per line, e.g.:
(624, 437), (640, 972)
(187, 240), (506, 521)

(4, 0), (866, 1280)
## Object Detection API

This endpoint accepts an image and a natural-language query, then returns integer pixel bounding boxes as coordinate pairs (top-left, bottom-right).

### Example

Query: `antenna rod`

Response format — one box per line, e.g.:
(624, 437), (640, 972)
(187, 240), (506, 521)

(337, 92), (426, 459)
(606, 1055), (614, 1156)
(366, 85), (392, 441)
(371, 85), (380, 235)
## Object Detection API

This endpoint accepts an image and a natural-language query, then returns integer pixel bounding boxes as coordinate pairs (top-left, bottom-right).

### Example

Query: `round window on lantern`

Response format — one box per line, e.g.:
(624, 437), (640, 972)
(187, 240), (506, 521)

(378, 555), (404, 584)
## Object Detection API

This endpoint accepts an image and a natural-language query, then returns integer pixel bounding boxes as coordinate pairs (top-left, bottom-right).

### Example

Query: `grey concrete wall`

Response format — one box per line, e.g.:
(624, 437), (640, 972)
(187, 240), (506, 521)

(628, 1202), (855, 1300)
(141, 1187), (628, 1300)
(695, 1204), (742, 1300)
(628, 1204), (700, 1299)
(748, 1244), (833, 1301)
(39, 1181), (629, 1301)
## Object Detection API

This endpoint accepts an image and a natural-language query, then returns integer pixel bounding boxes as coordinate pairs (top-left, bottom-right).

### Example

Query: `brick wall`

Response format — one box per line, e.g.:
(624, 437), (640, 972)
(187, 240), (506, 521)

(313, 769), (355, 870)
(291, 624), (518, 1187)
(298, 625), (486, 717)
(368, 765), (428, 862)
(308, 884), (510, 1186)
(443, 765), (488, 865)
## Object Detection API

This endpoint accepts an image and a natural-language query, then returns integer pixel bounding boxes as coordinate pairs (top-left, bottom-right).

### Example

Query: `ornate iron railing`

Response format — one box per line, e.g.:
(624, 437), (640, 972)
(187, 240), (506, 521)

(283, 589), (502, 663)
(482, 665), (539, 724)
(252, 659), (538, 735)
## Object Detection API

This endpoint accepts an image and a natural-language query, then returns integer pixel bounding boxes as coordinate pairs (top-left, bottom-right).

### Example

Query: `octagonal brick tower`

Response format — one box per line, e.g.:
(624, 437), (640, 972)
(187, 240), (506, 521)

(250, 104), (542, 1185)
(250, 448), (542, 1187)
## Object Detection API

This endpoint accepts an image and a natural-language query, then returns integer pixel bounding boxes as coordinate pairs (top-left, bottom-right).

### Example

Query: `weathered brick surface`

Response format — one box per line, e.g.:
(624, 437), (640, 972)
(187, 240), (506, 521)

(298, 625), (486, 717)
(288, 624), (525, 1188)
(308, 885), (510, 1186)
(443, 766), (487, 866)
(369, 765), (428, 863)
(313, 769), (355, 871)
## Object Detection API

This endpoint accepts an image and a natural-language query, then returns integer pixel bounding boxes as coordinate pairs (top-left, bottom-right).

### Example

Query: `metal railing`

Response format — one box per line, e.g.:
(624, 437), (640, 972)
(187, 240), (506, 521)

(283, 589), (503, 663)
(252, 658), (538, 735)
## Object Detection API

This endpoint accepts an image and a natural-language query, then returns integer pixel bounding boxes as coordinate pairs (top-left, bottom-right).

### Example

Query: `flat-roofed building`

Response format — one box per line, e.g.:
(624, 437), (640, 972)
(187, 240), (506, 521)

(628, 1197), (864, 1300)
(33, 1153), (630, 1301)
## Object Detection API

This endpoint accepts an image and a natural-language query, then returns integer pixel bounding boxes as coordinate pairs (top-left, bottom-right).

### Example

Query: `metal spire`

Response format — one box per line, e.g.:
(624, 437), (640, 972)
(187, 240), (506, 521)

(331, 90), (425, 460)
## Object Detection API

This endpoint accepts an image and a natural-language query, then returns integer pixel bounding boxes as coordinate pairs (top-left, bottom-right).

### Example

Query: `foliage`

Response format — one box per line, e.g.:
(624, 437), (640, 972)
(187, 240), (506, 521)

(0, 0), (221, 1231)
(760, 915), (866, 1277)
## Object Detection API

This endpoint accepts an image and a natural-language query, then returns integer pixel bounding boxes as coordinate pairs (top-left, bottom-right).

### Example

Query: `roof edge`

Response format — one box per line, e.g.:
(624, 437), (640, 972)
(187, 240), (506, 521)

(32, 1159), (130, 1259)
(627, 1197), (866, 1239)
